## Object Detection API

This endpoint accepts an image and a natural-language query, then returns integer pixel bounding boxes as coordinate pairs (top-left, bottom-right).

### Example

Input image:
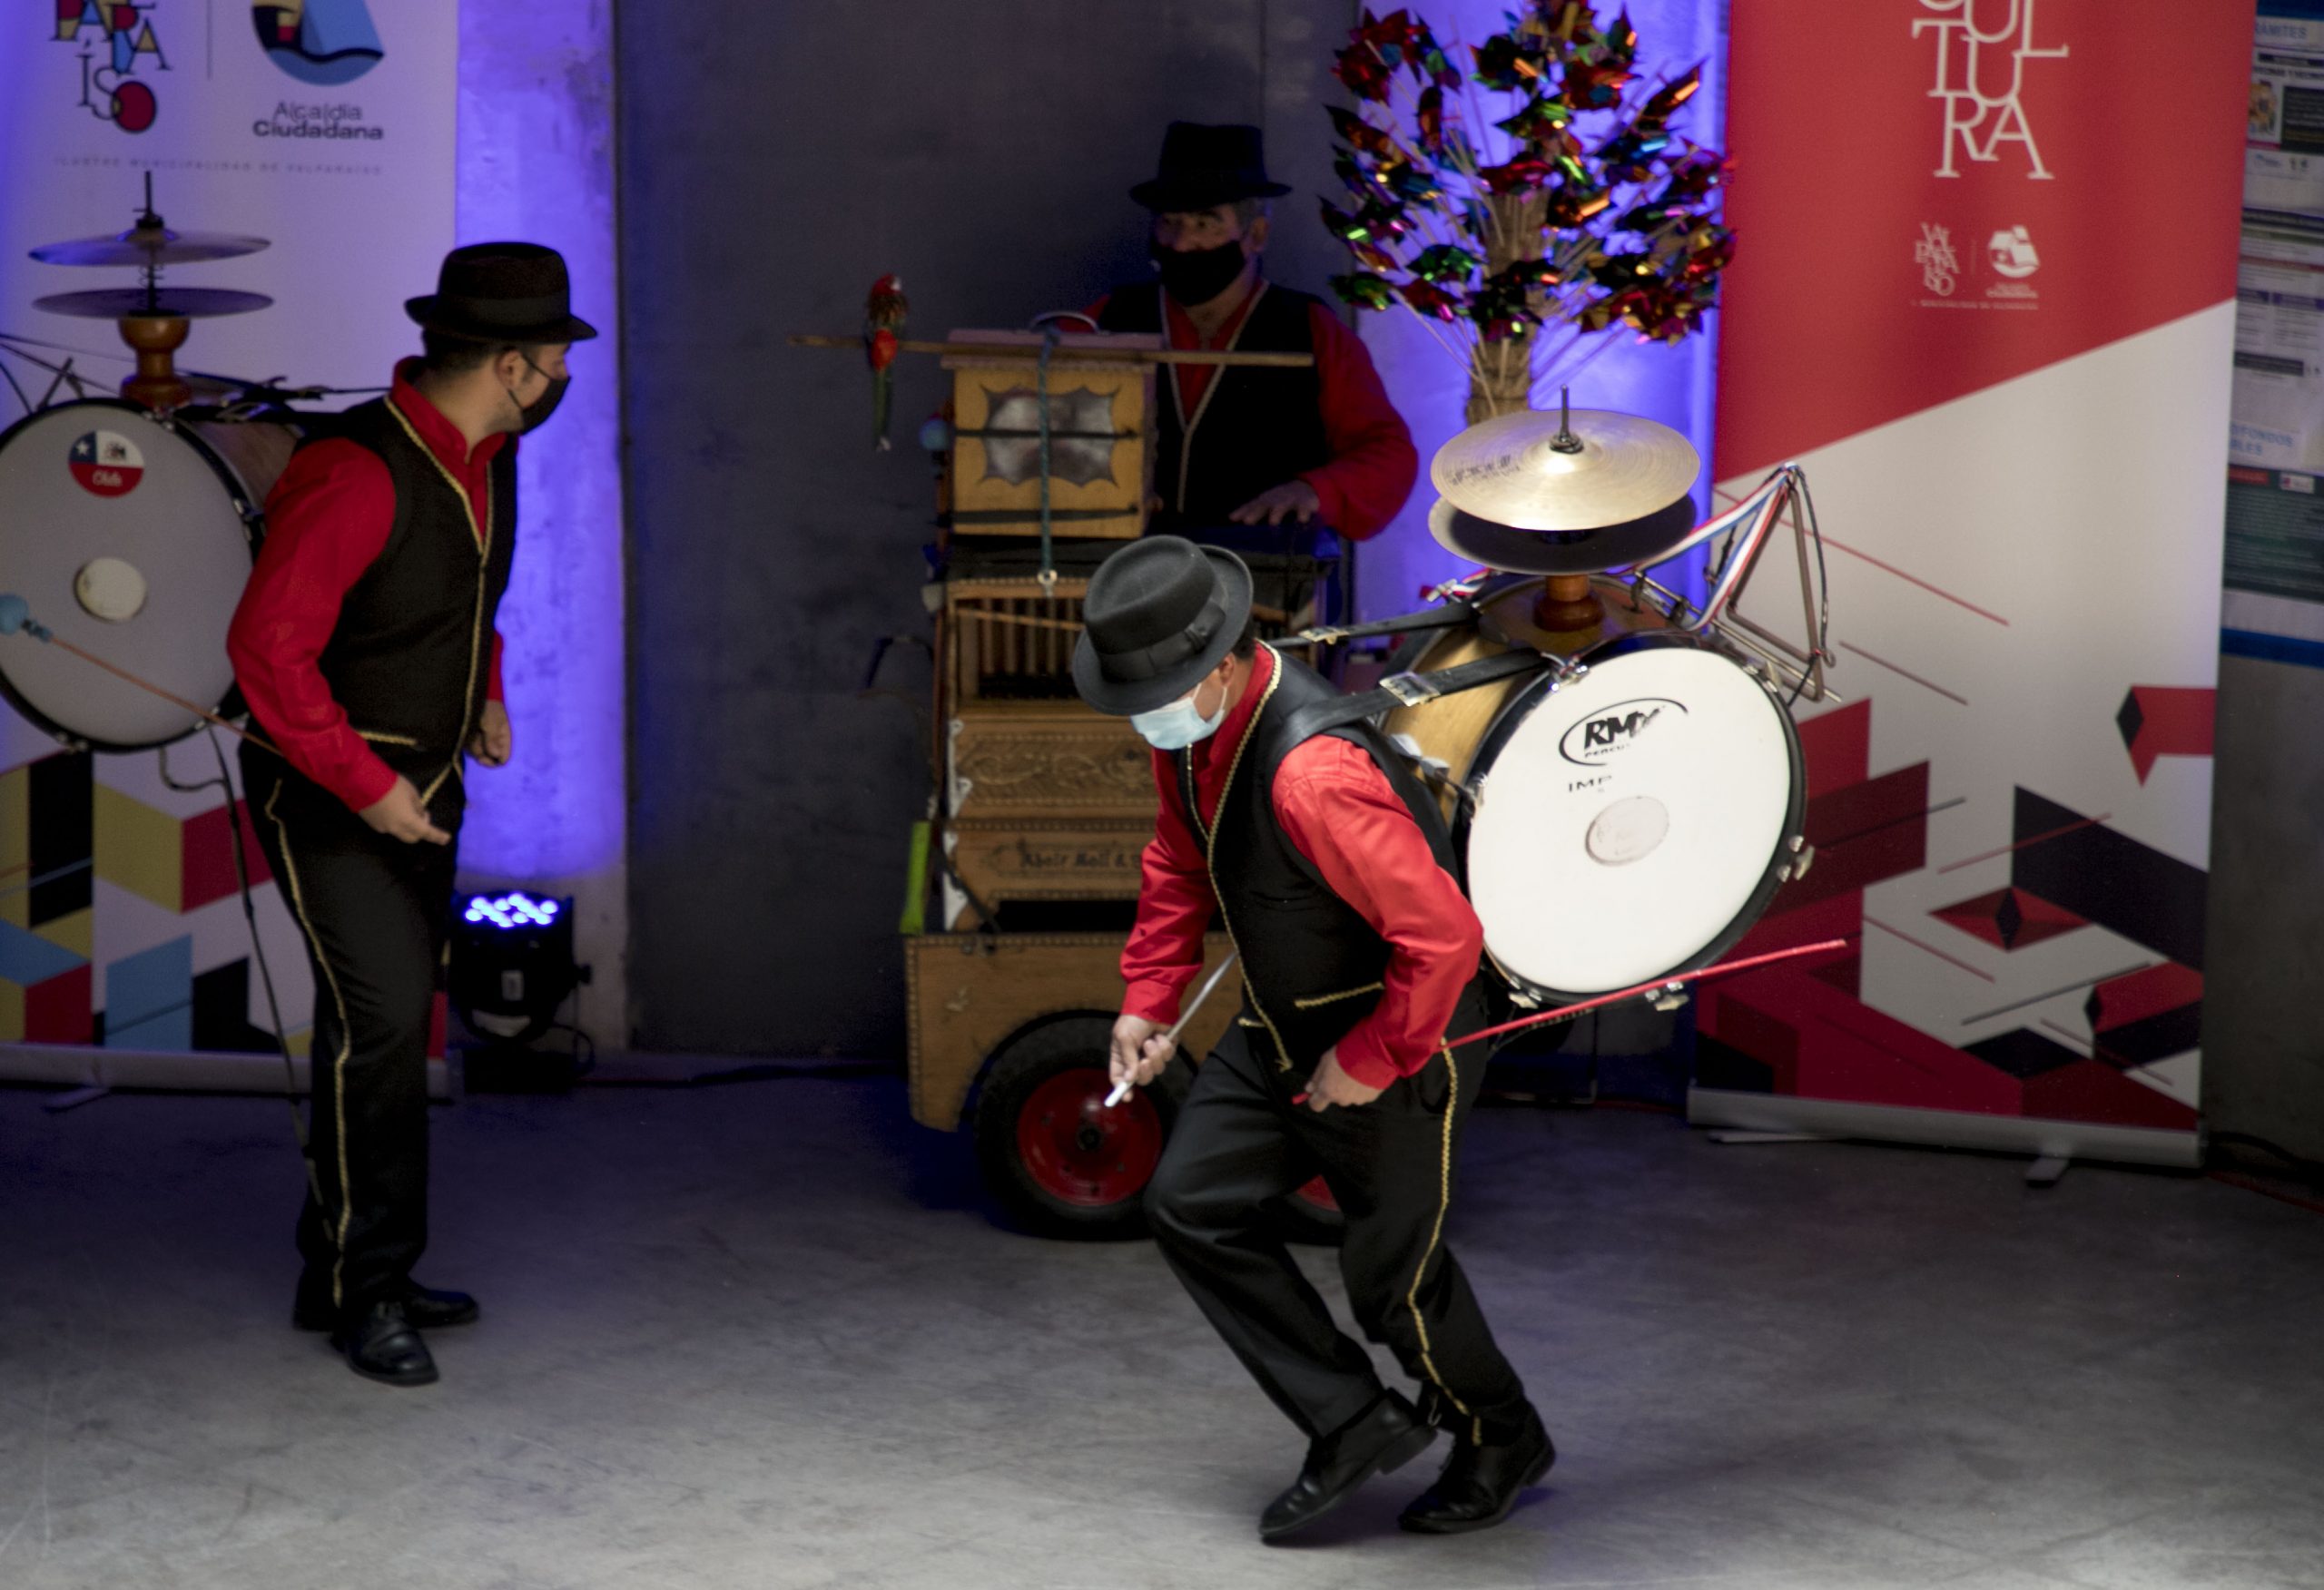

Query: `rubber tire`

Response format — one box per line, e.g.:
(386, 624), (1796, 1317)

(972, 1015), (1191, 1241)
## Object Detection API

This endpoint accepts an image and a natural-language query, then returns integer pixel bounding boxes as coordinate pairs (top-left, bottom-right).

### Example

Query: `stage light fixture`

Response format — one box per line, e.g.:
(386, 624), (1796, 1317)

(449, 890), (584, 1048)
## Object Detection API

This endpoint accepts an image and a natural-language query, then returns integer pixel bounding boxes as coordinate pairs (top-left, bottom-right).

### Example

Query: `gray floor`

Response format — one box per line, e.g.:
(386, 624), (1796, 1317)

(3, 1075), (2321, 1590)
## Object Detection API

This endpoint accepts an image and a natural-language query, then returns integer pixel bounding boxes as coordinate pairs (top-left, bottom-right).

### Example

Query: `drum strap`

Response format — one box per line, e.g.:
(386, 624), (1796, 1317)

(1275, 646), (1557, 741)
(1295, 601), (1478, 646)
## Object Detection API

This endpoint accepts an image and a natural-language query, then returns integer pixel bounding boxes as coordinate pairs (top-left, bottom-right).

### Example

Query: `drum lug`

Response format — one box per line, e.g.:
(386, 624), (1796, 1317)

(1777, 837), (1816, 883)
(1647, 983), (1689, 1014)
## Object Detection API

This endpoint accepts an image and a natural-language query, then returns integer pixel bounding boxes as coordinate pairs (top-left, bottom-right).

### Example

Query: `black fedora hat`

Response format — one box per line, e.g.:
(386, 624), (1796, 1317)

(405, 242), (598, 344)
(1074, 536), (1255, 715)
(1130, 123), (1294, 213)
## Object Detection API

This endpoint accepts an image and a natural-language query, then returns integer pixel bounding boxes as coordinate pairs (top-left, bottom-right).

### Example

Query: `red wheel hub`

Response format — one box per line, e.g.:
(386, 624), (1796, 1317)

(1294, 1175), (1339, 1213)
(1016, 1067), (1165, 1208)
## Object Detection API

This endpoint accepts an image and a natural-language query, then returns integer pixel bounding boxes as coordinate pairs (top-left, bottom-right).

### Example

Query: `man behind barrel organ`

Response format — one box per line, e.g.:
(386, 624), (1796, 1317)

(227, 243), (591, 1388)
(1079, 535), (1554, 1538)
(1091, 122), (1417, 616)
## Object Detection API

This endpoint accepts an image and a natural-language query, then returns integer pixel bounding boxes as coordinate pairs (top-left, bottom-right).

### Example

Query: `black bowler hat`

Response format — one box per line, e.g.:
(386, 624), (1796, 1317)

(1129, 123), (1294, 213)
(405, 242), (598, 344)
(1074, 536), (1255, 715)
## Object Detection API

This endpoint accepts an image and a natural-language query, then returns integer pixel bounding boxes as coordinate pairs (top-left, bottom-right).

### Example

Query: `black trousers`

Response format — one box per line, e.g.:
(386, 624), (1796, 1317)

(245, 752), (458, 1322)
(1146, 1016), (1530, 1444)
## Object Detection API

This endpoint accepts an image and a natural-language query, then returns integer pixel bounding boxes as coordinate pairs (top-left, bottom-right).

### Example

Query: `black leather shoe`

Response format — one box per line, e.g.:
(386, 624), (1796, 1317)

(328, 1301), (439, 1388)
(296, 1282), (479, 1333)
(1259, 1390), (1436, 1542)
(1399, 1404), (1555, 1535)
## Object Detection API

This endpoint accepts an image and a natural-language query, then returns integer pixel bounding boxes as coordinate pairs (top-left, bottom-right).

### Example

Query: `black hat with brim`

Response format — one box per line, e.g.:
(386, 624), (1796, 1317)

(1073, 537), (1255, 716)
(1129, 122), (1294, 213)
(406, 241), (599, 345)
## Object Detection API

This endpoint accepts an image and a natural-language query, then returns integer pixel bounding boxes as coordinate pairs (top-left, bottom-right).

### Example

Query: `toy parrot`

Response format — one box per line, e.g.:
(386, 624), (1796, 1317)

(864, 274), (908, 450)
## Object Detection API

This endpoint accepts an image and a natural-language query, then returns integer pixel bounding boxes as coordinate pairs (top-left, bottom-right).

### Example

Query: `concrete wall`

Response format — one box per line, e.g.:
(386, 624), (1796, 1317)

(457, 0), (628, 1050)
(2203, 653), (2324, 1163)
(617, 3), (1363, 1055)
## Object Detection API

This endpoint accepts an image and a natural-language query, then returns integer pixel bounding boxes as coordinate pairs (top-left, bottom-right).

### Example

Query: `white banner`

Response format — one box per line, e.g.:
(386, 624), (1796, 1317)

(0, 0), (457, 1053)
(1, 0), (457, 396)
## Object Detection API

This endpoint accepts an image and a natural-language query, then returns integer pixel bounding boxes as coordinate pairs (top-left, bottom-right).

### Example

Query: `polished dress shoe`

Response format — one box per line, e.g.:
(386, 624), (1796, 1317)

(1399, 1404), (1555, 1535)
(329, 1300), (439, 1388)
(1259, 1390), (1436, 1542)
(295, 1282), (479, 1333)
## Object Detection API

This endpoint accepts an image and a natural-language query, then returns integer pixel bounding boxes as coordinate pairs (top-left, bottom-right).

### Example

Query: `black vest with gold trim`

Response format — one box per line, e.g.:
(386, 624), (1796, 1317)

(1098, 280), (1329, 530)
(1177, 648), (1473, 1070)
(310, 397), (517, 810)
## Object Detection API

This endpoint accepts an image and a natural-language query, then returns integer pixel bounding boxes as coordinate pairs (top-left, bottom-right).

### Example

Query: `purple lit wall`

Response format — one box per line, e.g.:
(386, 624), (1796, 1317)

(452, 2), (627, 1044)
(1354, 0), (1728, 619)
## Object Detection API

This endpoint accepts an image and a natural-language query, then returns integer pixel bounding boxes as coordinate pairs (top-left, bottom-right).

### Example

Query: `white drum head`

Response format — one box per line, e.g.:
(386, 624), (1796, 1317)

(0, 403), (256, 749)
(1466, 638), (1799, 996)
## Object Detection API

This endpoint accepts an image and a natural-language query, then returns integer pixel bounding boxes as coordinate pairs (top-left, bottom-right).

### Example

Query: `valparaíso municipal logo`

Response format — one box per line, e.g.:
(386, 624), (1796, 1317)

(252, 0), (381, 85)
(51, 1), (167, 134)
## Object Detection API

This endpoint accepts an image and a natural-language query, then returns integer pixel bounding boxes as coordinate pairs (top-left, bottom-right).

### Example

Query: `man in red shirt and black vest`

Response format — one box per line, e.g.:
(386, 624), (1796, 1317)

(226, 244), (592, 1388)
(1093, 123), (1418, 619)
(1078, 537), (1554, 1540)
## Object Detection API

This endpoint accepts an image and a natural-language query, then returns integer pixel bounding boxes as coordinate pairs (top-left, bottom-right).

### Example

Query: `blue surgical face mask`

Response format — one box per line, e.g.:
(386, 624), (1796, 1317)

(1131, 681), (1226, 751)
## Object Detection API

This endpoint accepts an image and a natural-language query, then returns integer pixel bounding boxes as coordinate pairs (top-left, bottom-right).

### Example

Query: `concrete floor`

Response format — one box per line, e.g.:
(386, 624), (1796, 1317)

(3, 1075), (2321, 1590)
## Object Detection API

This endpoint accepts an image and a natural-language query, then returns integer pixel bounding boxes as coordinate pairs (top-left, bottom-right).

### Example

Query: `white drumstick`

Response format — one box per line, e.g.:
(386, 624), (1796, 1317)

(1107, 952), (1239, 1108)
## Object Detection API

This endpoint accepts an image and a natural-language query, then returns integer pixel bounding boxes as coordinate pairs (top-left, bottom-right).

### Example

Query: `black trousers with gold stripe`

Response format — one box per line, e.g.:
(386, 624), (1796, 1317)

(245, 751), (458, 1325)
(1145, 1016), (1531, 1444)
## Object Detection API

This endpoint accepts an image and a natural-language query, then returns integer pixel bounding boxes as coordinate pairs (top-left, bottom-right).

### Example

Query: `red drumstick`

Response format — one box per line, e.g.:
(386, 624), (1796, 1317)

(1290, 937), (1849, 1104)
(0, 592), (279, 754)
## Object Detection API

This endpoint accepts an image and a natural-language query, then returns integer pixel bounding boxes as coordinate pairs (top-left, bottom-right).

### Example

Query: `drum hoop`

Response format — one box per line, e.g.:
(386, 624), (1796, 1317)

(1454, 629), (1809, 1007)
(0, 398), (265, 753)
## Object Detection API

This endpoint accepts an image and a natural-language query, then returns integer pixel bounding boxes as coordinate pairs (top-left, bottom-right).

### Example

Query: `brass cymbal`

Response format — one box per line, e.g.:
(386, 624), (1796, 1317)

(35, 288), (273, 320)
(1431, 406), (1700, 531)
(31, 225), (271, 268)
(1430, 496), (1699, 576)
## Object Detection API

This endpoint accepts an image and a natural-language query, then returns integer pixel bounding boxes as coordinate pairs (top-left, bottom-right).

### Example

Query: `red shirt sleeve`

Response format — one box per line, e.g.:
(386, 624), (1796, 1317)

(226, 438), (400, 813)
(1120, 750), (1214, 1025)
(1299, 304), (1420, 544)
(1272, 737), (1482, 1087)
(486, 630), (505, 703)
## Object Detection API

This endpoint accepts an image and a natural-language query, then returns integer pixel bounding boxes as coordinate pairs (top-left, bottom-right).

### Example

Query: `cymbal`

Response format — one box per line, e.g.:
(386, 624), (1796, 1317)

(35, 288), (273, 320)
(1432, 407), (1700, 531)
(31, 226), (271, 268)
(1430, 496), (1700, 576)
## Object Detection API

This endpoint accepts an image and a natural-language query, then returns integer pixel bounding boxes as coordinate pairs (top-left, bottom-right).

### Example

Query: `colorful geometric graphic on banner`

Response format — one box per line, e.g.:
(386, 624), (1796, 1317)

(1708, 0), (2247, 1134)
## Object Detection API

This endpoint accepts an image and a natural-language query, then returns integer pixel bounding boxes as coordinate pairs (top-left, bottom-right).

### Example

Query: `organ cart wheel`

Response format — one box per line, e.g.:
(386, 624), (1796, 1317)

(972, 1015), (1190, 1240)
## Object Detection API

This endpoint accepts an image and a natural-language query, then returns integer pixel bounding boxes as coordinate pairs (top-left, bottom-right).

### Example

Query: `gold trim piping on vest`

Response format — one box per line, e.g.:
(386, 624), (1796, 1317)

(1201, 644), (1292, 1069)
(1292, 981), (1385, 1011)
(1166, 280), (1268, 515)
(381, 395), (493, 806)
(354, 729), (422, 748)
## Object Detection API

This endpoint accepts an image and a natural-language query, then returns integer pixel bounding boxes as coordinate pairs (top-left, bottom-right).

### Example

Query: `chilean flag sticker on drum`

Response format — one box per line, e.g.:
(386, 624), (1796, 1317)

(68, 430), (145, 497)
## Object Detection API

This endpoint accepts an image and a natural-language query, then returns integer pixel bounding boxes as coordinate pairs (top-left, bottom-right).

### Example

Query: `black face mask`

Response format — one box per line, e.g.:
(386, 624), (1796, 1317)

(506, 353), (570, 434)
(1153, 238), (1249, 306)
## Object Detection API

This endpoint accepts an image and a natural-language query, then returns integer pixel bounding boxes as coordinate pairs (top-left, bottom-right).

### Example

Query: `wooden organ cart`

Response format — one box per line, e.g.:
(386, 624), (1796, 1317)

(900, 329), (1341, 1239)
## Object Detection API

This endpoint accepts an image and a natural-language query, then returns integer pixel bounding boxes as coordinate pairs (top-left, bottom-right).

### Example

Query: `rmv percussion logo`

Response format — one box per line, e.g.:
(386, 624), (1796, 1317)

(1912, 0), (2069, 180)
(1560, 698), (1685, 766)
(49, 1), (167, 135)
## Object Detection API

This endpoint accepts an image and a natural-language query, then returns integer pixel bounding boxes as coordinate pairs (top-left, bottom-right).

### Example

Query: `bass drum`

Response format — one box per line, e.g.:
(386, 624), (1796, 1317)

(1384, 601), (1805, 1004)
(0, 400), (296, 751)
(1463, 633), (1805, 1002)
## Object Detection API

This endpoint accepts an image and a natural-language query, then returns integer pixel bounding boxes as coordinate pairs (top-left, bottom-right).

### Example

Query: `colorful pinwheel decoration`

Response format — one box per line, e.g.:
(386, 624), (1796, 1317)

(1323, 5), (1732, 420)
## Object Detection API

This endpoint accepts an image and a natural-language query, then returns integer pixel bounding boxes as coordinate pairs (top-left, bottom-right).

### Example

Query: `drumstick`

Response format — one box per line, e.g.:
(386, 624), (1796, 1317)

(0, 592), (281, 755)
(1107, 951), (1239, 1108)
(1289, 938), (1850, 1104)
